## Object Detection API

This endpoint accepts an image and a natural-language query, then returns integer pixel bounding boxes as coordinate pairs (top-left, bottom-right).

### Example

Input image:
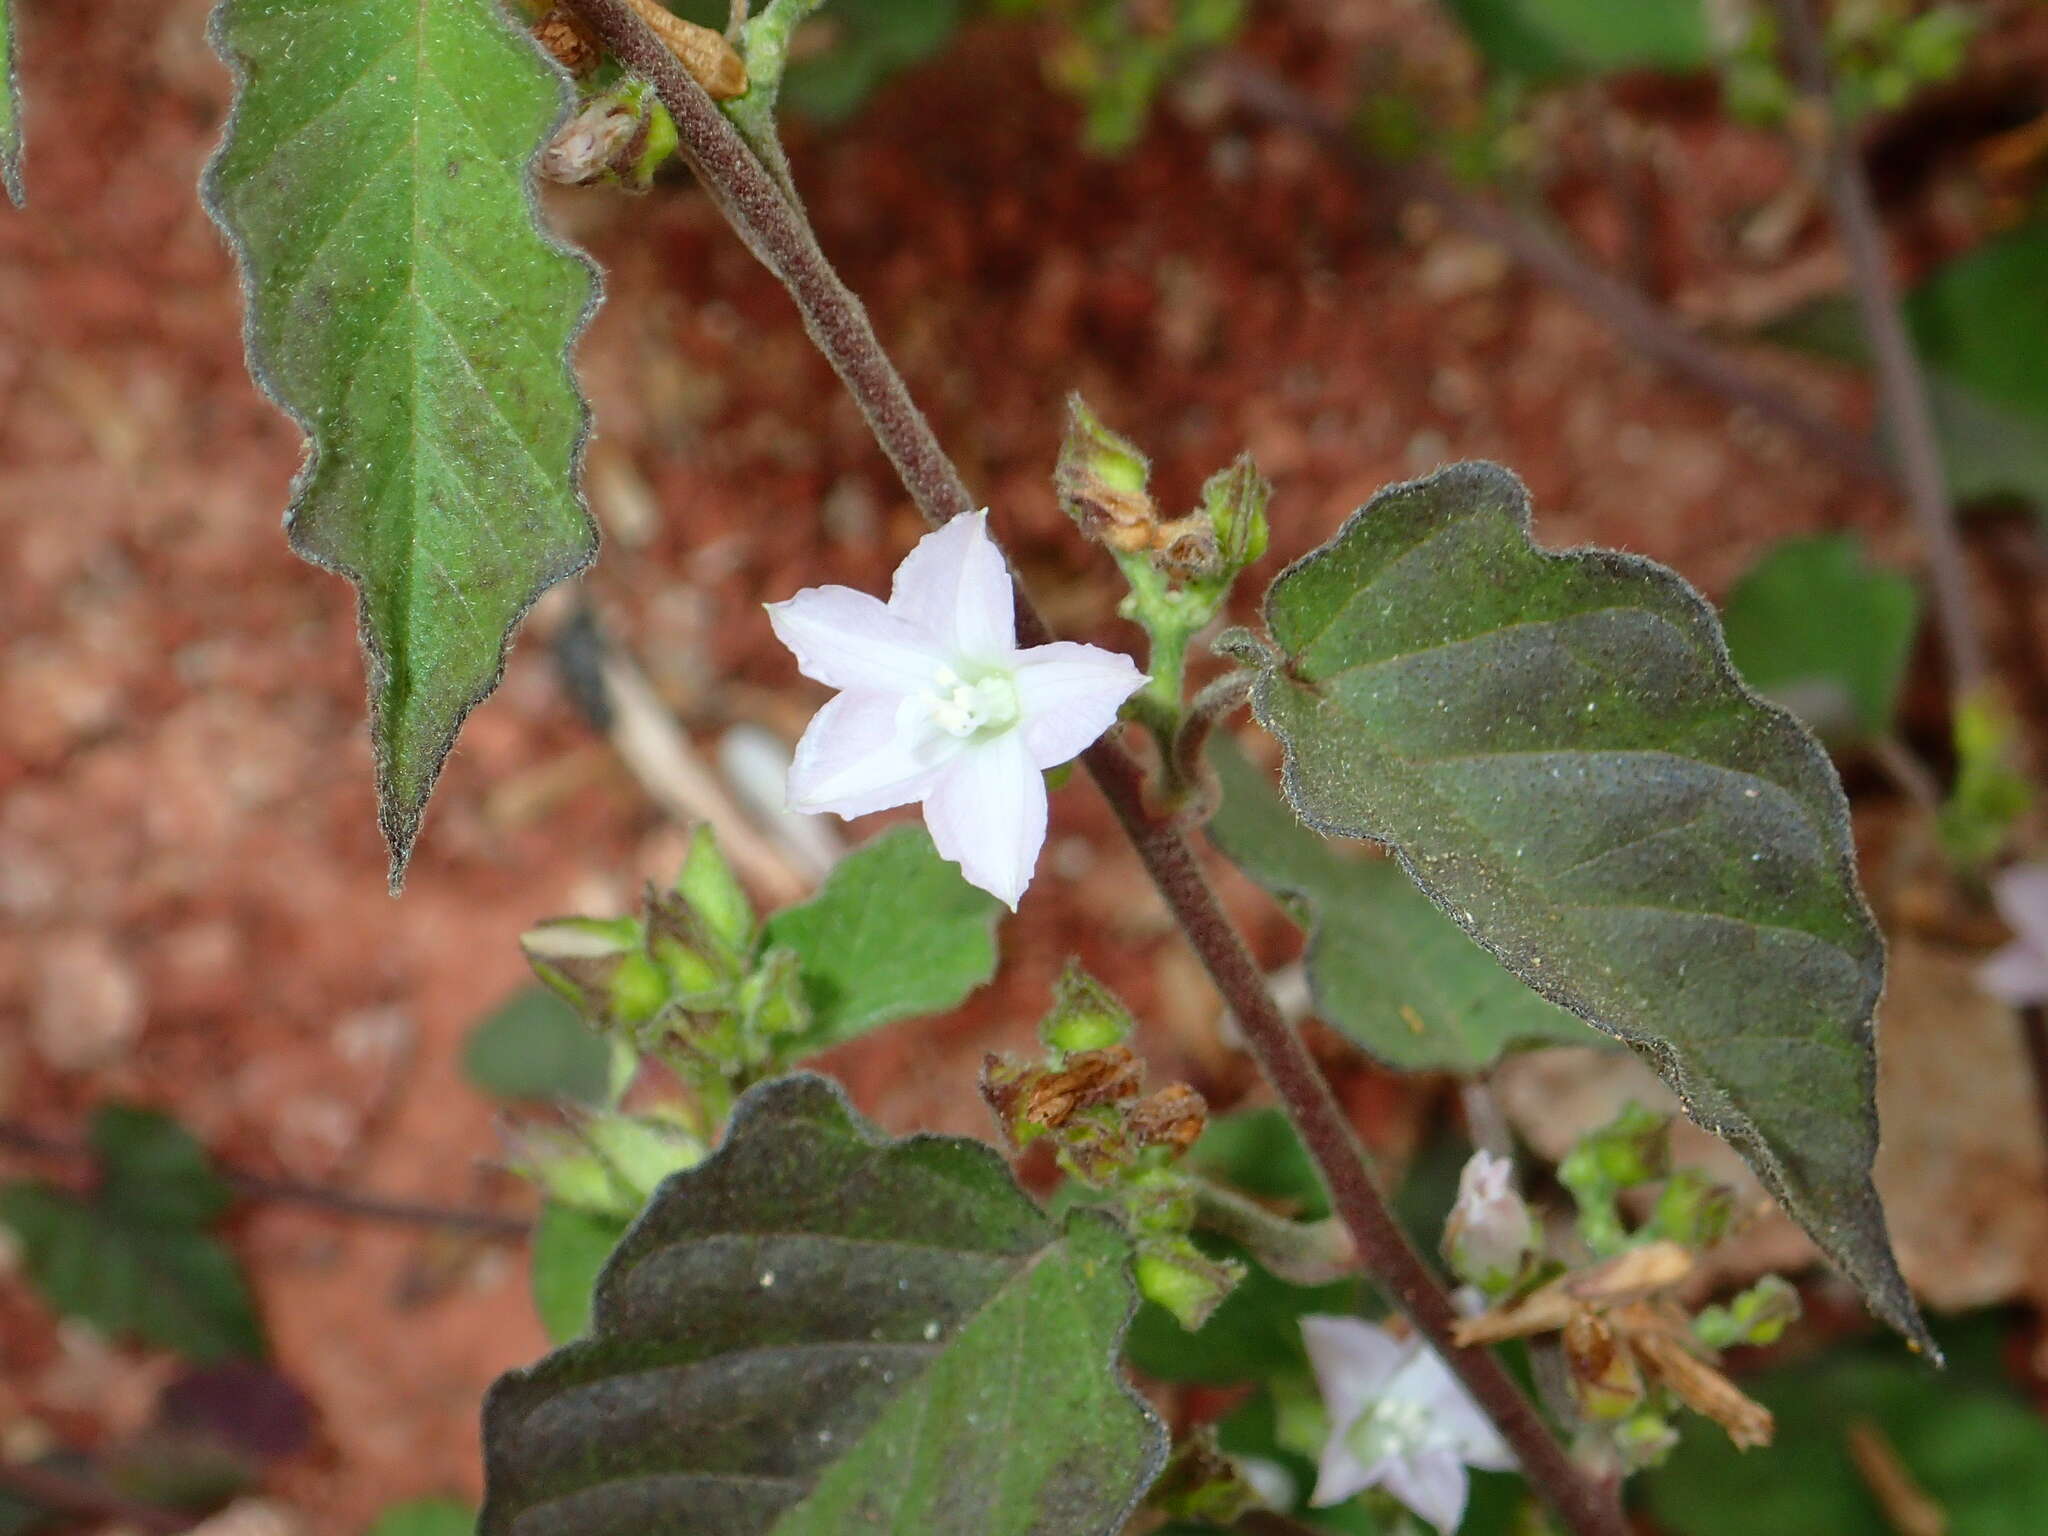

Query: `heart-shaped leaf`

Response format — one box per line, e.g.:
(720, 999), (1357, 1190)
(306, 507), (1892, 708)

(1233, 461), (1928, 1352)
(1206, 741), (1594, 1071)
(482, 1074), (1166, 1535)
(204, 0), (598, 879)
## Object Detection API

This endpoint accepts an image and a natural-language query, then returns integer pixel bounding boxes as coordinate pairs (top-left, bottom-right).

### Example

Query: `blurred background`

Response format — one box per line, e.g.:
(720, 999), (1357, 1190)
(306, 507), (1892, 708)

(3, 0), (2047, 1531)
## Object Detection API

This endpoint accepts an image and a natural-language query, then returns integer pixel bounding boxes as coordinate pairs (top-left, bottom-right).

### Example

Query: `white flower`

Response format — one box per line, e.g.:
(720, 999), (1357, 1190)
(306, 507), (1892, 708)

(1301, 1314), (1515, 1534)
(1442, 1150), (1536, 1289)
(1980, 864), (2048, 1006)
(766, 510), (1146, 908)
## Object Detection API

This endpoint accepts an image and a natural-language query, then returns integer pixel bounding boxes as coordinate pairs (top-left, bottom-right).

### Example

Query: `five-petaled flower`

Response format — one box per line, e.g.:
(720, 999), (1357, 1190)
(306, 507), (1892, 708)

(1301, 1314), (1515, 1534)
(767, 511), (1146, 908)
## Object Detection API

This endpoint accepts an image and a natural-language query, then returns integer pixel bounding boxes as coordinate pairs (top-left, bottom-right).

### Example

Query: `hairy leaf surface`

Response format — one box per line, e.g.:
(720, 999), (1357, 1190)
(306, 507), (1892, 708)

(763, 827), (1001, 1049)
(204, 0), (598, 878)
(483, 1075), (1165, 1536)
(1238, 461), (1926, 1350)
(1, 0), (20, 204)
(1207, 742), (1592, 1070)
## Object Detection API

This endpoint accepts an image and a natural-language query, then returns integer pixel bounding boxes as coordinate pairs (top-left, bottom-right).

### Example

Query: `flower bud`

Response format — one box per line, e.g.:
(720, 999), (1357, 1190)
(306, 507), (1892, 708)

(1198, 452), (1271, 573)
(1134, 1237), (1244, 1330)
(1039, 960), (1135, 1054)
(1649, 1167), (1738, 1249)
(521, 916), (669, 1028)
(1694, 1275), (1801, 1350)
(539, 95), (645, 186)
(675, 824), (754, 960)
(1055, 393), (1154, 552)
(510, 1109), (704, 1218)
(1442, 1150), (1537, 1291)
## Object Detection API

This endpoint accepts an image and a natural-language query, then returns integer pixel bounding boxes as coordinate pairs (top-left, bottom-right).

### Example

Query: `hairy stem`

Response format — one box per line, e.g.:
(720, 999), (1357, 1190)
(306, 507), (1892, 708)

(1769, 0), (1988, 699)
(563, 6), (1627, 1530)
(1213, 55), (1893, 489)
(1191, 1174), (1355, 1286)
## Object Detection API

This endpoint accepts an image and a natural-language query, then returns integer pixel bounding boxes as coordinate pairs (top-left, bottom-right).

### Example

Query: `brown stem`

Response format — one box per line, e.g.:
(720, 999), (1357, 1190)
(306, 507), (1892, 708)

(562, 7), (1627, 1531)
(0, 1122), (532, 1238)
(1211, 55), (1894, 489)
(1170, 670), (1253, 817)
(2020, 1006), (2048, 1165)
(1769, 0), (1988, 699)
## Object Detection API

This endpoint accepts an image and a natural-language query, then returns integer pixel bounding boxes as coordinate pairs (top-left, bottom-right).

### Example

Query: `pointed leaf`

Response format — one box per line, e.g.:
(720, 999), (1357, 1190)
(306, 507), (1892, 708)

(90, 1104), (234, 1230)
(1240, 461), (1927, 1352)
(203, 0), (598, 877)
(463, 987), (617, 1107)
(1207, 741), (1593, 1070)
(762, 827), (1002, 1050)
(482, 1075), (1166, 1536)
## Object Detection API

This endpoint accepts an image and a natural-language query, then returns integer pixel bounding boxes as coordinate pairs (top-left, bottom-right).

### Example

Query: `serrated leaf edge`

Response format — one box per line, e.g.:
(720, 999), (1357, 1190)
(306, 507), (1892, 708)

(1247, 461), (1933, 1359)
(197, 0), (603, 886)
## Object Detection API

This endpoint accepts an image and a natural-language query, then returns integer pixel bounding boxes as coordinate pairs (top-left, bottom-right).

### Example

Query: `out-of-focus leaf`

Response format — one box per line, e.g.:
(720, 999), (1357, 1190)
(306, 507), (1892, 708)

(1719, 534), (1920, 744)
(203, 0), (599, 879)
(1445, 0), (1709, 79)
(1, 0), (21, 204)
(1645, 1319), (2048, 1535)
(783, 0), (965, 122)
(462, 987), (616, 1106)
(0, 1185), (264, 1363)
(1208, 741), (1592, 1071)
(482, 1075), (1166, 1535)
(365, 1498), (477, 1536)
(763, 826), (1001, 1049)
(90, 1105), (233, 1230)
(1234, 461), (1927, 1353)
(529, 1199), (631, 1346)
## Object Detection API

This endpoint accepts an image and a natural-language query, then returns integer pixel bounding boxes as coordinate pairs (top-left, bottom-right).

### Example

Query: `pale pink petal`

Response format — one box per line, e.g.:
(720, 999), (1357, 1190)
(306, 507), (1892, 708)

(786, 692), (957, 819)
(1381, 1449), (1471, 1534)
(1301, 1315), (1406, 1434)
(1402, 1352), (1515, 1471)
(1010, 642), (1147, 768)
(922, 730), (1046, 909)
(887, 510), (1016, 660)
(1978, 939), (2048, 1006)
(1309, 1439), (1384, 1509)
(767, 586), (943, 695)
(1992, 865), (2048, 968)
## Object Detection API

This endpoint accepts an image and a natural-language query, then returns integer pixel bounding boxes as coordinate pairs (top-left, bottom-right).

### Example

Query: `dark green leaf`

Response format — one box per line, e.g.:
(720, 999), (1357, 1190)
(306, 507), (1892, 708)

(1, 0), (21, 205)
(763, 826), (1002, 1050)
(203, 0), (599, 879)
(783, 0), (965, 122)
(366, 1498), (477, 1536)
(1719, 534), (1920, 743)
(463, 987), (616, 1107)
(482, 1075), (1166, 1536)
(529, 1200), (631, 1347)
(1240, 461), (1926, 1352)
(1644, 1318), (2048, 1535)
(1208, 741), (1593, 1070)
(1446, 0), (1709, 79)
(0, 1184), (264, 1362)
(90, 1104), (233, 1230)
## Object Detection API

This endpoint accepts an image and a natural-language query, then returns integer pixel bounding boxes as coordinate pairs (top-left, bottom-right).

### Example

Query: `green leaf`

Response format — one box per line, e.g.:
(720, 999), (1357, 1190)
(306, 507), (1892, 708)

(482, 1075), (1166, 1535)
(1719, 534), (1920, 744)
(0, 0), (21, 205)
(365, 1498), (476, 1536)
(463, 987), (617, 1107)
(1645, 1318), (2048, 1535)
(203, 0), (598, 879)
(1446, 0), (1709, 79)
(0, 1184), (264, 1363)
(782, 0), (966, 122)
(90, 1104), (234, 1230)
(762, 826), (1002, 1050)
(1238, 461), (1926, 1352)
(1207, 741), (1593, 1071)
(530, 1200), (632, 1347)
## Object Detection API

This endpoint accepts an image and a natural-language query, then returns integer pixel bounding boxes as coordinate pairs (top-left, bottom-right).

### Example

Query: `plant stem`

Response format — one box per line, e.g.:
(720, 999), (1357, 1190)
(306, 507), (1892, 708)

(1190, 1175), (1355, 1286)
(0, 1121), (532, 1238)
(1212, 55), (1894, 489)
(1769, 0), (1989, 700)
(0, 1462), (189, 1535)
(563, 8), (1628, 1530)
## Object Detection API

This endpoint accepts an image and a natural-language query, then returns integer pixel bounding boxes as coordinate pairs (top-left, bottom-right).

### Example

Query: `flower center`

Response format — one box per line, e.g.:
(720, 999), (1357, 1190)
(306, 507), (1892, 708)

(922, 666), (1019, 741)
(1345, 1395), (1436, 1465)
